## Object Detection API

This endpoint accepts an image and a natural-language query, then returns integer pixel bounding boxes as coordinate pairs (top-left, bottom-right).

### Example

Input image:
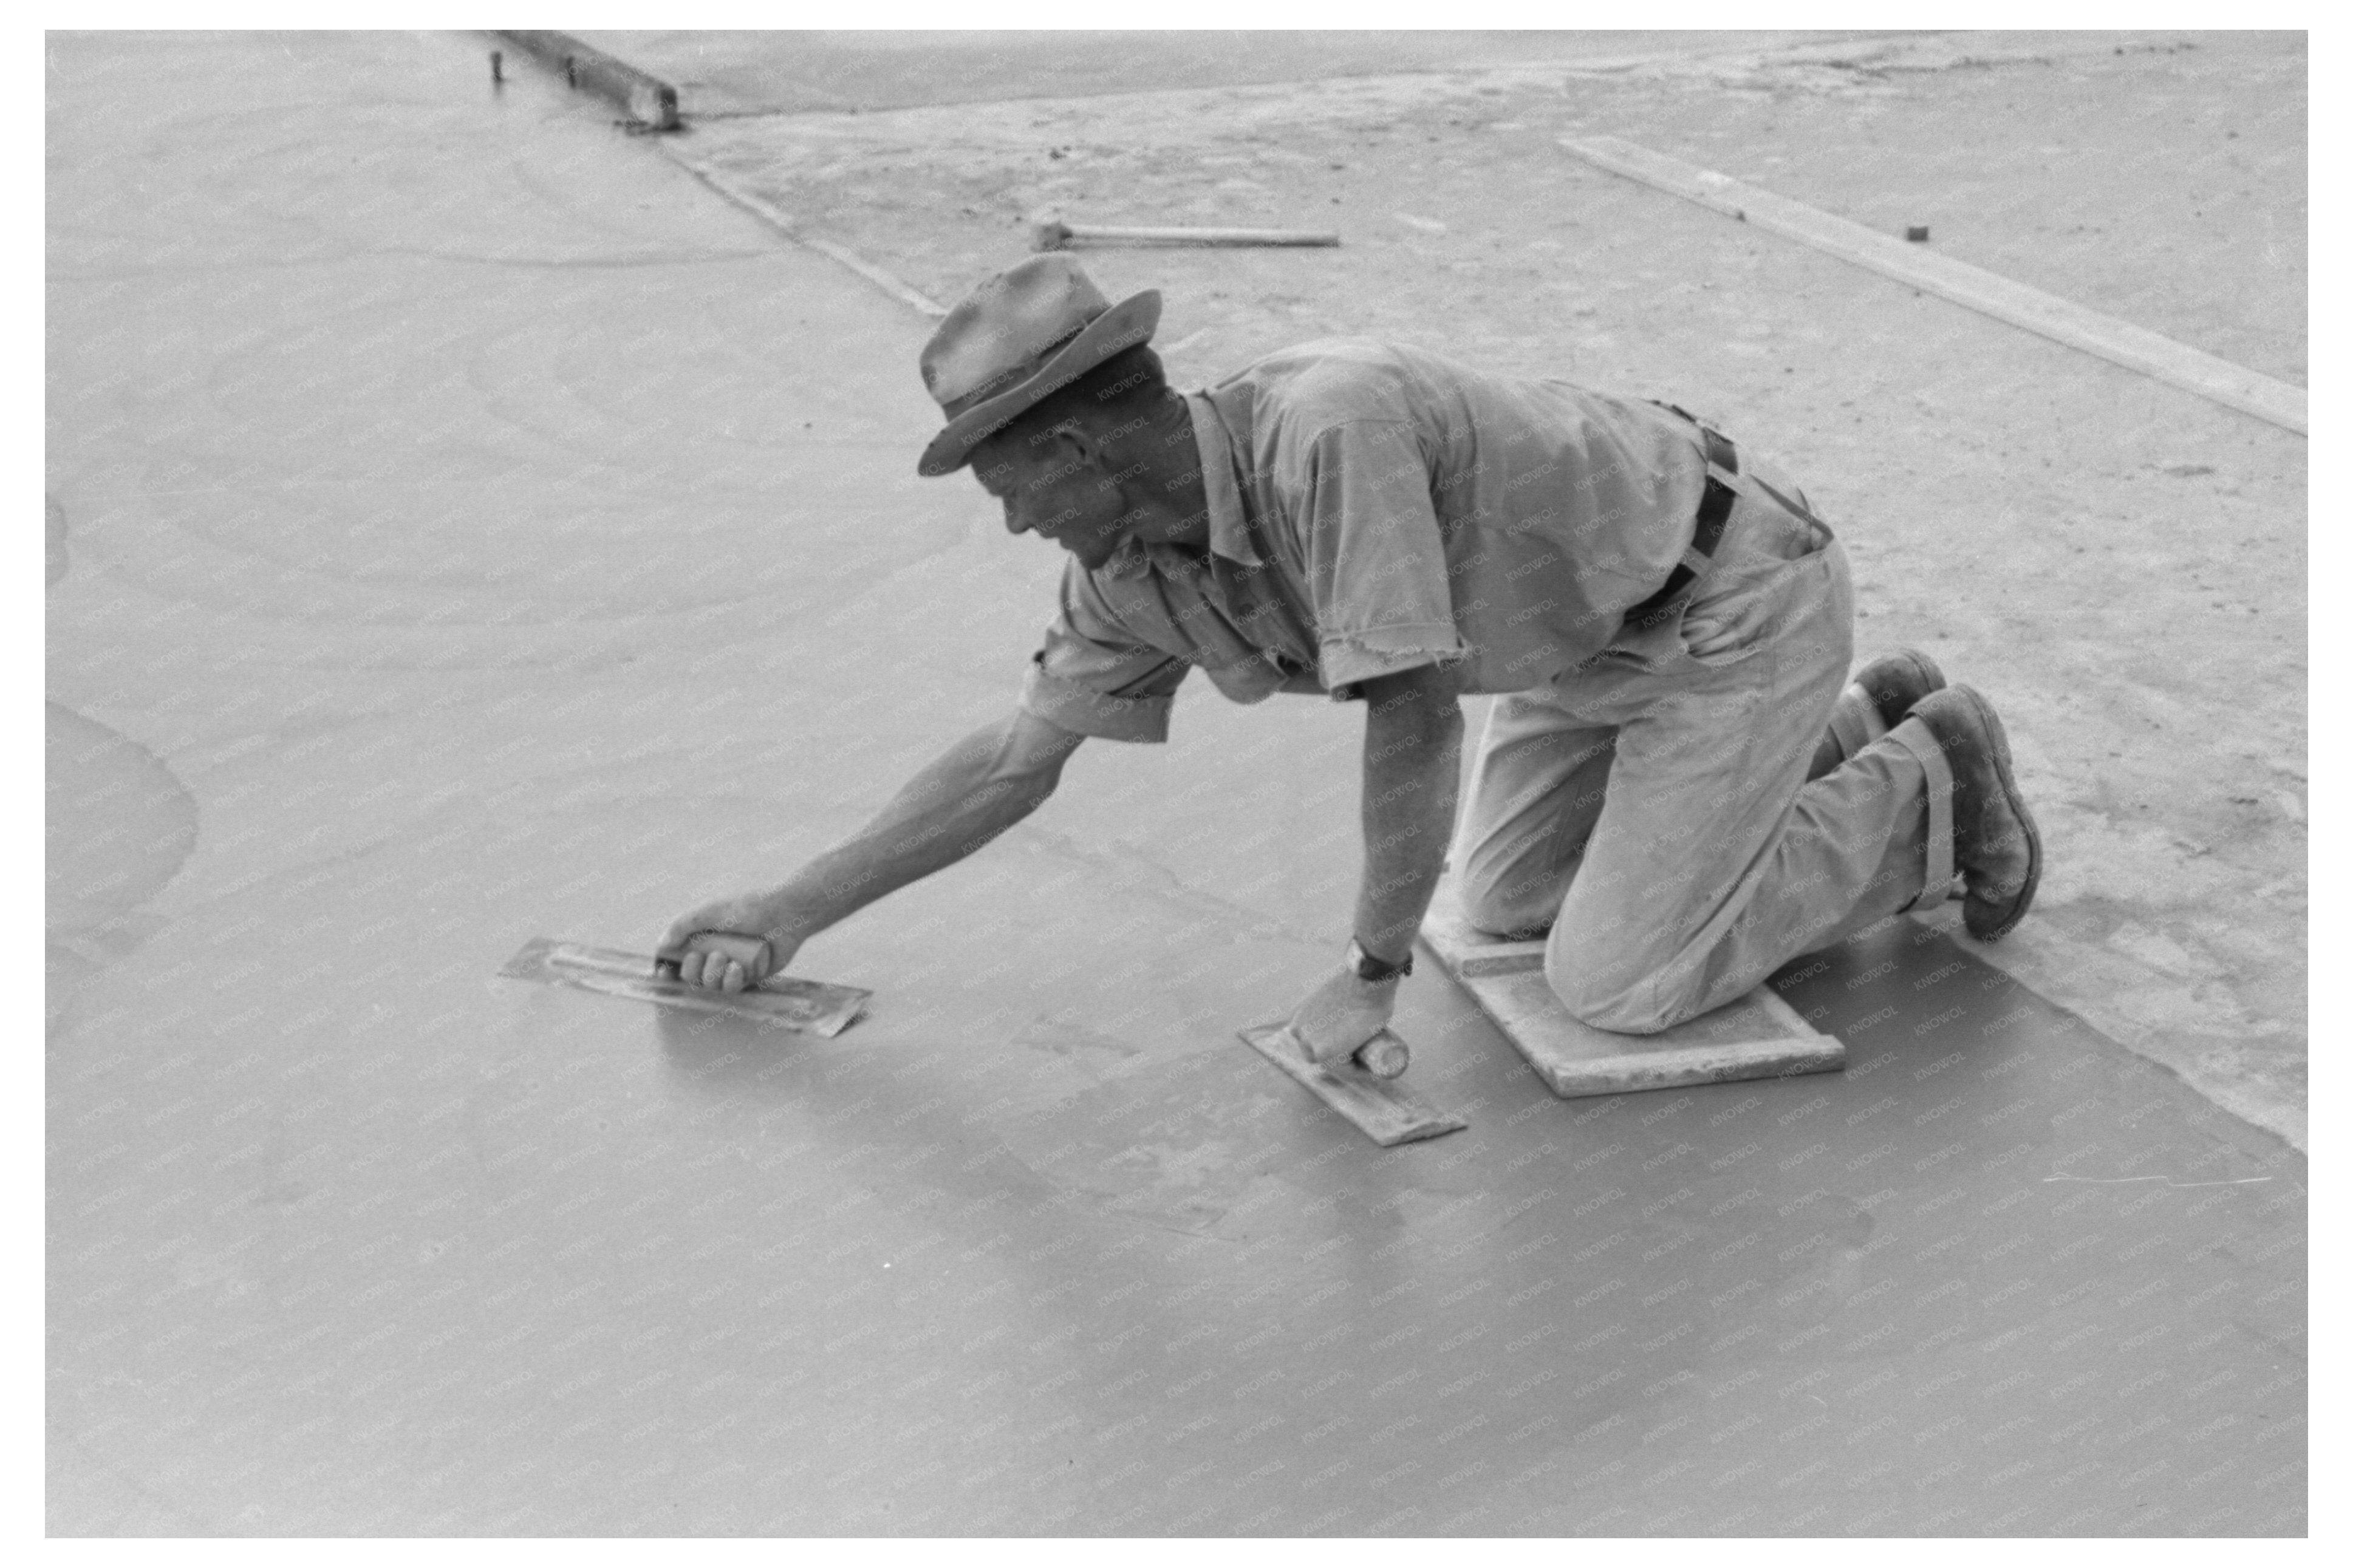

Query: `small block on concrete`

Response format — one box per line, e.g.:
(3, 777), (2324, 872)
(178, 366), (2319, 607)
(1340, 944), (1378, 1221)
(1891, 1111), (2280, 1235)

(1240, 1024), (1467, 1147)
(1421, 878), (1843, 1099)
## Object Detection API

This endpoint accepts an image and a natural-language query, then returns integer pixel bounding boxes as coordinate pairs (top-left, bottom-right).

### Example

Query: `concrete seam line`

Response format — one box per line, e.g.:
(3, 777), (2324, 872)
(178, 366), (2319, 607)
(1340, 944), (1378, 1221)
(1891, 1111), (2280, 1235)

(1562, 134), (2307, 438)
(657, 146), (949, 320)
(491, 30), (680, 131)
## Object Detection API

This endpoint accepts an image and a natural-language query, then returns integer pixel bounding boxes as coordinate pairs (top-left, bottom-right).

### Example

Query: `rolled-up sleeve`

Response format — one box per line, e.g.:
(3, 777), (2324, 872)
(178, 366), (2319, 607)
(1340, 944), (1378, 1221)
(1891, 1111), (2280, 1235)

(1293, 421), (1466, 690)
(1020, 562), (1192, 743)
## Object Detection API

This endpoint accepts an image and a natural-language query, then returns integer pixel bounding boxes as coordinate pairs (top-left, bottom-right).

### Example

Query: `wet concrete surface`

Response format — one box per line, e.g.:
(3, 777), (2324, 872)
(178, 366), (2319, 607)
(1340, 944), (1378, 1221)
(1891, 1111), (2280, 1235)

(47, 32), (2305, 1535)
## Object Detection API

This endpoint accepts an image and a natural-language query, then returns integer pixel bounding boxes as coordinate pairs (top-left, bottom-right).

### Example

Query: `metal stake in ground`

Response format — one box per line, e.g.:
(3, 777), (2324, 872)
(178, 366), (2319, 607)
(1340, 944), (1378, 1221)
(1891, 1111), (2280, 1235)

(1034, 220), (1341, 251)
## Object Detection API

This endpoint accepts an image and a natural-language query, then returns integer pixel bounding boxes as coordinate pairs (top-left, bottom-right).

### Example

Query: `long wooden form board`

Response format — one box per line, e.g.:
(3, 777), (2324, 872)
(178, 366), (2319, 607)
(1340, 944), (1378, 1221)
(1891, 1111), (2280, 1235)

(1240, 1024), (1467, 1148)
(1562, 134), (2306, 437)
(1421, 879), (1843, 1098)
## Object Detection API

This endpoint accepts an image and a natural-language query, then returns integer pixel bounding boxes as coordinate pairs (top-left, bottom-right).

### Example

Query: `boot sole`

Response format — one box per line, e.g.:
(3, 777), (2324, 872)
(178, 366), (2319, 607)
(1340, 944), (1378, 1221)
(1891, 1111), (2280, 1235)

(1813, 650), (1948, 779)
(1857, 648), (1947, 730)
(1944, 684), (2041, 940)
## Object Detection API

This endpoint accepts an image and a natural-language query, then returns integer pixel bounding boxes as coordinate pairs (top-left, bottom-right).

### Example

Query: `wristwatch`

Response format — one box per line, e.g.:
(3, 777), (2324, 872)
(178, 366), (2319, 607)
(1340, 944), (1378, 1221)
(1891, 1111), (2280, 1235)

(1345, 936), (1413, 983)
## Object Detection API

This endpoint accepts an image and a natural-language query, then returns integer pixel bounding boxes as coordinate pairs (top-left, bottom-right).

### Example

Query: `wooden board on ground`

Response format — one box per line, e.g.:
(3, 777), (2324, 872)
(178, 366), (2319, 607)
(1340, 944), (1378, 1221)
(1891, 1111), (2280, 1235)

(499, 936), (871, 1037)
(1240, 1023), (1467, 1148)
(1560, 134), (2306, 437)
(1421, 878), (1843, 1098)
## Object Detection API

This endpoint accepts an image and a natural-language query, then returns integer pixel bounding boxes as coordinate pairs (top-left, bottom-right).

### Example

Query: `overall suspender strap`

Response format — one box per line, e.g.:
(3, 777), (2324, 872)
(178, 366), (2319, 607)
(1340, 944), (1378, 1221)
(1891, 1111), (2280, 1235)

(1828, 693), (1889, 760)
(1883, 715), (1956, 913)
(1623, 420), (1740, 630)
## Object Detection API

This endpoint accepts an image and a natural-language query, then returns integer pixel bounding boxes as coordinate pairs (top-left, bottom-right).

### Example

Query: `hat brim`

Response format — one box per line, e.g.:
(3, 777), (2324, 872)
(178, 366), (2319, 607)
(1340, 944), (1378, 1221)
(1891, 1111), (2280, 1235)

(916, 290), (1163, 477)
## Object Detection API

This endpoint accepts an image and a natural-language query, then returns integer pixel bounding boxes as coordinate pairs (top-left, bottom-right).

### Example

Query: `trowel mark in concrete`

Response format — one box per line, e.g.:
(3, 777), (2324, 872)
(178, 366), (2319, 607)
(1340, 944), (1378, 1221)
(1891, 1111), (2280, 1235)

(46, 492), (200, 1002)
(48, 494), (69, 586)
(46, 701), (199, 1032)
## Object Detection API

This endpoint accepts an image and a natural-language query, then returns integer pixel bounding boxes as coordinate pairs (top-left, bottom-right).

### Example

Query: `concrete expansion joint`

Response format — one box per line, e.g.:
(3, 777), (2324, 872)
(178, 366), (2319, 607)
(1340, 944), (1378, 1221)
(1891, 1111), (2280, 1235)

(658, 149), (948, 321)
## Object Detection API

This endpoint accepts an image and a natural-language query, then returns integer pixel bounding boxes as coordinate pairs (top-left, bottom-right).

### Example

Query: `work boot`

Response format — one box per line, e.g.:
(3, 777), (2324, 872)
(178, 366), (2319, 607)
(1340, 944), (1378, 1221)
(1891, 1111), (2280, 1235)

(1906, 685), (2041, 941)
(1809, 649), (1946, 779)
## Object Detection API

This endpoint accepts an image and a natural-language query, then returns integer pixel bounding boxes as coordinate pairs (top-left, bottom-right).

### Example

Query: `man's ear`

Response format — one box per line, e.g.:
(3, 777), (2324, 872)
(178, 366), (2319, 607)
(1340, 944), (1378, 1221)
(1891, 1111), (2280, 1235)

(1054, 424), (1099, 471)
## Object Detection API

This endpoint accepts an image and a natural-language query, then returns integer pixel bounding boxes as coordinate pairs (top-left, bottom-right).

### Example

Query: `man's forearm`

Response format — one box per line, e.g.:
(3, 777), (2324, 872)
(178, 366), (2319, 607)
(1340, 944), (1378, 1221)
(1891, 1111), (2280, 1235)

(1353, 670), (1464, 961)
(771, 713), (1079, 938)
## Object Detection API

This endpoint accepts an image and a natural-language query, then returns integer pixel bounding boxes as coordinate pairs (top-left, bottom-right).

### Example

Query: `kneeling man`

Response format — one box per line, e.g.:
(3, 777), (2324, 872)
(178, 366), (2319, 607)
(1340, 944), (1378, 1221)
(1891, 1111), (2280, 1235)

(660, 256), (2041, 1069)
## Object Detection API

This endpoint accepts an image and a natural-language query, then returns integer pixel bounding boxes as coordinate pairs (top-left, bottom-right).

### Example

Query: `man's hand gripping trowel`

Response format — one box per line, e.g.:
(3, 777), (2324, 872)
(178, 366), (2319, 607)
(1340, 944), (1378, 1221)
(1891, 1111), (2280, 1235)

(499, 932), (870, 1037)
(1238, 961), (1466, 1148)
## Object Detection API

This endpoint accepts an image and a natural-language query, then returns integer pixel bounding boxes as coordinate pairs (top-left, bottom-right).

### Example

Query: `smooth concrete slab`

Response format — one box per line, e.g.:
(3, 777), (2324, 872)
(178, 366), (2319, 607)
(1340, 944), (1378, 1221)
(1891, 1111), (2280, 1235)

(48, 32), (2304, 1537)
(1421, 876), (1846, 1097)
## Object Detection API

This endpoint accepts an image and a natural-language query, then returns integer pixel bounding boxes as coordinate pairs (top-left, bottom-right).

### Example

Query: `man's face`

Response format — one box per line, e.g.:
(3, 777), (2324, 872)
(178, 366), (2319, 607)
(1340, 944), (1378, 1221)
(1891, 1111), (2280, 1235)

(970, 424), (1147, 571)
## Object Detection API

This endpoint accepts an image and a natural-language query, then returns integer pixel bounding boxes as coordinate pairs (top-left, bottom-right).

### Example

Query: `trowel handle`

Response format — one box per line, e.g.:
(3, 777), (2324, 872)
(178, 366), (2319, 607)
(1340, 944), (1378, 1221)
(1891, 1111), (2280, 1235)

(1354, 1031), (1411, 1080)
(653, 931), (774, 981)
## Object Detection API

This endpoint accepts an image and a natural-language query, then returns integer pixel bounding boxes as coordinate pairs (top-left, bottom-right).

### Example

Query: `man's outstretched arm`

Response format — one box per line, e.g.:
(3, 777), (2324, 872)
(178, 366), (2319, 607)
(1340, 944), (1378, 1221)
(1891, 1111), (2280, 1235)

(661, 707), (1086, 989)
(1291, 660), (1464, 1062)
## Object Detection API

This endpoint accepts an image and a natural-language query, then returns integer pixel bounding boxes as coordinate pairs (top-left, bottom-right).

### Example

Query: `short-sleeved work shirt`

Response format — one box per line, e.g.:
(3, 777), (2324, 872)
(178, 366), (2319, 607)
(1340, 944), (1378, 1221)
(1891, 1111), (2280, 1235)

(1019, 338), (1713, 743)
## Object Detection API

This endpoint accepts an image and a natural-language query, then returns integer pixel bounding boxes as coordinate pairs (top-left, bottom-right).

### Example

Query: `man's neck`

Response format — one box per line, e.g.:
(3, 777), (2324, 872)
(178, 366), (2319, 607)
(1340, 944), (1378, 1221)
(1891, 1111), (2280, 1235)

(1151, 396), (1212, 552)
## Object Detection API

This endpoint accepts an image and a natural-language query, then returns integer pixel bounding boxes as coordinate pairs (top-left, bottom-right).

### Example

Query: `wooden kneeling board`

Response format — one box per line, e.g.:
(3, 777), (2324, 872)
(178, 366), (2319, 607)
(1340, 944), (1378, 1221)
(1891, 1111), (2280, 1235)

(1240, 1023), (1467, 1148)
(1421, 879), (1843, 1098)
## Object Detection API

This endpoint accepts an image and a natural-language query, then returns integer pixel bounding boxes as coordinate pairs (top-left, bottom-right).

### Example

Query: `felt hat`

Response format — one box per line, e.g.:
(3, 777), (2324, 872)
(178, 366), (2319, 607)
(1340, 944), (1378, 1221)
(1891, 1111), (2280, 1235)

(915, 255), (1161, 477)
